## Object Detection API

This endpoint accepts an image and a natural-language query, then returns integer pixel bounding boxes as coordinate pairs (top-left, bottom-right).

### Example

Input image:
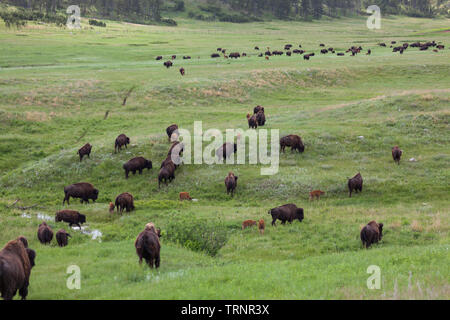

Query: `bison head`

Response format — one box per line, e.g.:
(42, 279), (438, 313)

(378, 223), (384, 240)
(146, 160), (153, 170)
(27, 248), (36, 268)
(296, 208), (304, 222)
(79, 214), (87, 224)
(92, 189), (99, 201)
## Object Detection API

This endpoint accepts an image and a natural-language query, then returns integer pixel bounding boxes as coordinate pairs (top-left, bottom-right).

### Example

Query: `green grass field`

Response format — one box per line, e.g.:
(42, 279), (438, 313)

(0, 15), (449, 299)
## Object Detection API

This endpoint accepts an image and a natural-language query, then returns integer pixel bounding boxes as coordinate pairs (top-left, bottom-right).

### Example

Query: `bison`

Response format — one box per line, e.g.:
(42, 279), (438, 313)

(158, 165), (175, 188)
(225, 172), (238, 197)
(77, 143), (92, 162)
(258, 219), (265, 235)
(211, 53), (220, 58)
(309, 190), (325, 201)
(135, 223), (161, 268)
(156, 56), (163, 60)
(229, 52), (241, 59)
(392, 146), (402, 165)
(179, 67), (185, 76)
(55, 210), (86, 229)
(0, 238), (36, 300)
(166, 124), (179, 142)
(247, 113), (258, 129)
(256, 110), (266, 126)
(348, 173), (363, 197)
(216, 142), (237, 161)
(109, 202), (115, 213)
(56, 229), (71, 247)
(280, 135), (304, 153)
(179, 192), (192, 201)
(268, 204), (304, 226)
(37, 221), (53, 245)
(115, 192), (135, 214)
(253, 105), (264, 114)
(63, 182), (99, 205)
(242, 220), (257, 230)
(123, 157), (153, 179)
(360, 221), (384, 248)
(164, 60), (173, 68)
(114, 134), (130, 153)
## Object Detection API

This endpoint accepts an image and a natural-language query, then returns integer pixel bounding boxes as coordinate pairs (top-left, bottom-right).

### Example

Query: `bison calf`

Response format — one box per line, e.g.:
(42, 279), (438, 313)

(179, 192), (192, 201)
(258, 219), (265, 235)
(242, 220), (257, 230)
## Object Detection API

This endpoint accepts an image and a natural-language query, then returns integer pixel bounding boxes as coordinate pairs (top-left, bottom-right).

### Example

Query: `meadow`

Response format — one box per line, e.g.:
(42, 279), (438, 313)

(0, 15), (449, 299)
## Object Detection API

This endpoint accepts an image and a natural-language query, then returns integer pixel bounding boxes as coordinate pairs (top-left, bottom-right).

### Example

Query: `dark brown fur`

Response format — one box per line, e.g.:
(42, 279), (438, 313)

(280, 135), (305, 153)
(166, 124), (179, 141)
(348, 173), (363, 197)
(158, 164), (175, 188)
(37, 221), (53, 245)
(55, 210), (86, 229)
(0, 239), (36, 300)
(135, 224), (161, 268)
(77, 143), (92, 162)
(123, 157), (152, 179)
(56, 229), (71, 247)
(268, 204), (304, 226)
(63, 182), (99, 205)
(247, 113), (258, 129)
(225, 172), (238, 197)
(256, 110), (266, 126)
(392, 146), (402, 165)
(114, 134), (130, 153)
(360, 221), (384, 248)
(115, 192), (135, 214)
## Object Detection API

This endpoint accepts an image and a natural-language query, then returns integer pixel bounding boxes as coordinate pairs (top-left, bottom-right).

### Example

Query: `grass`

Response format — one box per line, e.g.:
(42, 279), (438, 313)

(0, 15), (449, 299)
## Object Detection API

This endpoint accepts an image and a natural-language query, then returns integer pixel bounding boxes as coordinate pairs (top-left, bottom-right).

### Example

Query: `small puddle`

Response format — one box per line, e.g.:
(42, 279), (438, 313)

(71, 226), (103, 242)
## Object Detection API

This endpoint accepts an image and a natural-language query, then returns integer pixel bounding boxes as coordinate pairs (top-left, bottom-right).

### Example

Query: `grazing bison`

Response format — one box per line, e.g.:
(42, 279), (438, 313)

(348, 173), (363, 197)
(123, 157), (153, 179)
(114, 134), (130, 153)
(63, 182), (99, 205)
(55, 210), (86, 229)
(158, 165), (175, 188)
(216, 142), (237, 161)
(179, 192), (192, 201)
(392, 146), (402, 165)
(225, 172), (238, 197)
(247, 113), (258, 129)
(268, 204), (304, 226)
(156, 56), (163, 60)
(135, 223), (161, 268)
(360, 221), (384, 248)
(280, 135), (304, 153)
(0, 238), (36, 300)
(179, 67), (185, 76)
(164, 60), (173, 68)
(166, 124), (179, 141)
(77, 143), (92, 162)
(229, 52), (241, 59)
(242, 220), (257, 230)
(256, 110), (266, 126)
(56, 229), (71, 247)
(211, 53), (220, 58)
(254, 46), (260, 50)
(258, 219), (265, 235)
(109, 202), (115, 213)
(171, 55), (176, 60)
(337, 52), (345, 56)
(37, 221), (53, 245)
(309, 190), (325, 200)
(115, 192), (135, 214)
(183, 56), (191, 60)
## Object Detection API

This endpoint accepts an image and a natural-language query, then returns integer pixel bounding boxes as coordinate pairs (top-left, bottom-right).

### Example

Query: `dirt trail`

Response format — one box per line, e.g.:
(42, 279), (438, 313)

(315, 88), (450, 113)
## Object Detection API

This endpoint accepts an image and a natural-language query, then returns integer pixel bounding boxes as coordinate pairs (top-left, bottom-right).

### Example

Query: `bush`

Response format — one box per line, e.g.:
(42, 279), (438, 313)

(165, 212), (231, 256)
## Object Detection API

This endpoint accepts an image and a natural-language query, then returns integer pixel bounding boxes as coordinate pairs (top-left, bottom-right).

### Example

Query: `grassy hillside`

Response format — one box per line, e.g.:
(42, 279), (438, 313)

(0, 16), (449, 299)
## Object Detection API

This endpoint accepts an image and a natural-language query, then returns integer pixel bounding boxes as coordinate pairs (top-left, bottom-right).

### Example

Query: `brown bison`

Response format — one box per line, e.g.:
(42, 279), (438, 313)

(158, 164), (175, 188)
(56, 229), (71, 247)
(37, 221), (53, 245)
(242, 220), (257, 230)
(179, 67), (185, 76)
(360, 221), (384, 248)
(392, 146), (402, 165)
(115, 192), (135, 214)
(268, 204), (304, 226)
(256, 110), (266, 126)
(253, 105), (264, 114)
(168, 141), (184, 165)
(247, 113), (258, 129)
(135, 223), (161, 268)
(123, 157), (153, 179)
(55, 210), (86, 229)
(258, 219), (265, 235)
(77, 143), (92, 162)
(166, 124), (179, 141)
(179, 192), (192, 201)
(280, 135), (304, 153)
(348, 173), (363, 197)
(109, 202), (115, 213)
(156, 56), (163, 60)
(114, 134), (130, 153)
(309, 190), (325, 200)
(225, 172), (238, 197)
(0, 238), (36, 300)
(229, 52), (241, 59)
(211, 53), (220, 58)
(216, 142), (237, 161)
(63, 182), (99, 205)
(164, 60), (173, 68)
